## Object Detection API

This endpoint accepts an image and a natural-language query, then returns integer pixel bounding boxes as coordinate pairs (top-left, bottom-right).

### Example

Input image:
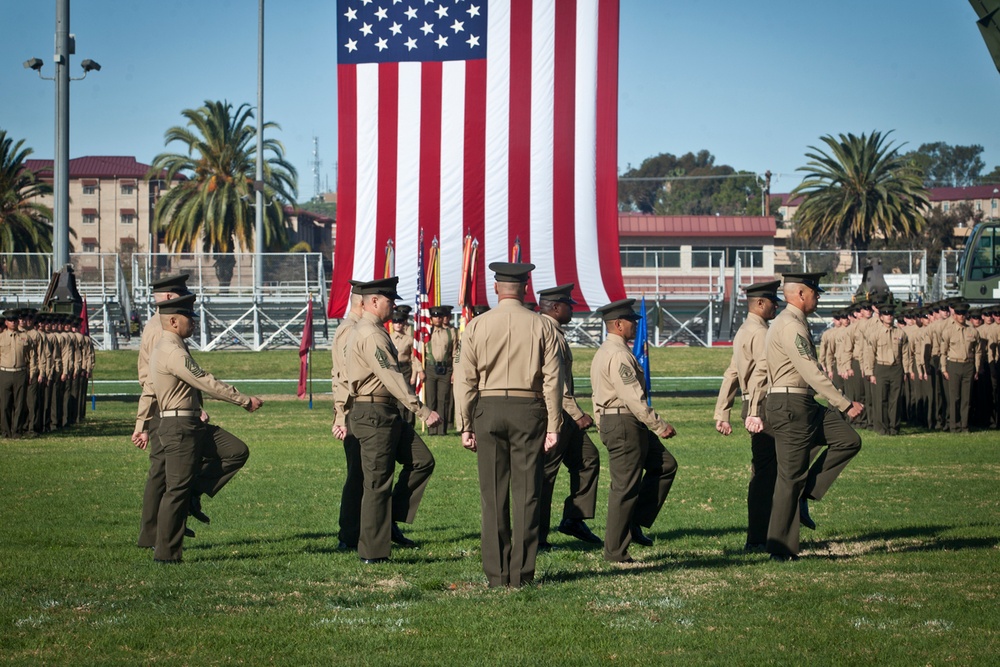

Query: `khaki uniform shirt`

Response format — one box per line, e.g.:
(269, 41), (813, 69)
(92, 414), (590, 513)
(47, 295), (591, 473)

(0, 328), (29, 369)
(427, 326), (454, 370)
(136, 314), (165, 429)
(909, 325), (931, 376)
(833, 324), (854, 375)
(331, 312), (360, 428)
(72, 332), (86, 375)
(714, 312), (769, 422)
(864, 322), (912, 372)
(590, 333), (667, 433)
(765, 303), (852, 412)
(818, 326), (836, 375)
(927, 317), (945, 358)
(58, 331), (74, 377)
(346, 311), (431, 420)
(391, 329), (414, 364)
(25, 328), (44, 379)
(541, 313), (585, 421)
(939, 319), (982, 373)
(147, 331), (250, 416)
(83, 335), (95, 374)
(46, 331), (61, 377)
(454, 298), (563, 433)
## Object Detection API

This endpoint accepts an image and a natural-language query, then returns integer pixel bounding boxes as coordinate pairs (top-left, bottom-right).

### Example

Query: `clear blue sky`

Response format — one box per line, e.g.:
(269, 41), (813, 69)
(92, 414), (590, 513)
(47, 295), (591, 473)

(2, 0), (998, 199)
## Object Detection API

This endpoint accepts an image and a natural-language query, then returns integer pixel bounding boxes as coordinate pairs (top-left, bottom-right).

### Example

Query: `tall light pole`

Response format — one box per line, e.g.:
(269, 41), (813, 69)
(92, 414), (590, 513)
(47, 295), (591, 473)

(254, 0), (265, 348)
(24, 0), (100, 270)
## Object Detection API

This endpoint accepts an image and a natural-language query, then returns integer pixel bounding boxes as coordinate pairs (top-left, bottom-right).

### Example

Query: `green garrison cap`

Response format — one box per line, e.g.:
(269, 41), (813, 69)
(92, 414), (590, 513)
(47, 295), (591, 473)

(489, 262), (535, 283)
(2, 309), (20, 319)
(395, 304), (413, 315)
(156, 293), (197, 317)
(150, 273), (191, 294)
(879, 304), (897, 317)
(953, 301), (971, 315)
(390, 310), (408, 323)
(354, 277), (403, 300)
(744, 280), (781, 302)
(781, 272), (825, 293)
(595, 298), (640, 322)
(429, 305), (453, 317)
(537, 283), (578, 305)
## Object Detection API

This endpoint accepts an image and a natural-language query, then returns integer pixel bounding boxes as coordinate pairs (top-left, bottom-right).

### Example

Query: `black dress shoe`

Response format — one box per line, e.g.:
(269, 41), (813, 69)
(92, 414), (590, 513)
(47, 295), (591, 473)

(154, 558), (183, 565)
(360, 557), (390, 564)
(743, 542), (767, 552)
(799, 498), (816, 530)
(769, 553), (800, 562)
(538, 540), (552, 551)
(390, 523), (416, 548)
(558, 519), (603, 544)
(189, 494), (211, 524)
(614, 556), (636, 564)
(630, 525), (653, 547)
(337, 541), (357, 551)
(184, 527), (196, 538)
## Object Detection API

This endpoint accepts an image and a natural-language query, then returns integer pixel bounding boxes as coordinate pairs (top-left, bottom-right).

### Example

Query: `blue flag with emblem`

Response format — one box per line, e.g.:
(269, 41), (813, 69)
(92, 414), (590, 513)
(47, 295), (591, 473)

(631, 295), (651, 406)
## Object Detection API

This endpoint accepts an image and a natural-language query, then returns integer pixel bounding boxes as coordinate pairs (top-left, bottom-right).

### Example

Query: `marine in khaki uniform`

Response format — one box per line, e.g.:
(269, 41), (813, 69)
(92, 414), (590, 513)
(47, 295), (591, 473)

(78, 323), (95, 422)
(389, 307), (420, 428)
(23, 310), (47, 436)
(536, 283), (602, 549)
(425, 305), (455, 435)
(0, 310), (30, 438)
(454, 262), (563, 587)
(132, 274), (198, 549)
(137, 294), (262, 563)
(848, 302), (874, 428)
(833, 309), (856, 395)
(863, 304), (912, 435)
(983, 308), (1000, 428)
(764, 273), (863, 561)
(590, 299), (678, 564)
(713, 280), (780, 550)
(929, 302), (951, 430)
(968, 309), (993, 428)
(331, 286), (365, 550)
(345, 277), (440, 564)
(939, 302), (981, 433)
(911, 309), (933, 427)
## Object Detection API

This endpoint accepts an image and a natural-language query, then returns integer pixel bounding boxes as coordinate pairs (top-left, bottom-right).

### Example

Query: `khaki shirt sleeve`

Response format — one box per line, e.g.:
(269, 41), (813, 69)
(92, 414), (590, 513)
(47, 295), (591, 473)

(901, 332), (912, 374)
(713, 358), (739, 423)
(60, 336), (73, 376)
(938, 325), (951, 368)
(611, 350), (668, 434)
(169, 348), (251, 409)
(331, 342), (349, 428)
(540, 325), (564, 433)
(781, 325), (852, 412)
(453, 326), (478, 432)
(862, 336), (875, 377)
(358, 332), (431, 420)
(27, 335), (39, 378)
(746, 328), (769, 418)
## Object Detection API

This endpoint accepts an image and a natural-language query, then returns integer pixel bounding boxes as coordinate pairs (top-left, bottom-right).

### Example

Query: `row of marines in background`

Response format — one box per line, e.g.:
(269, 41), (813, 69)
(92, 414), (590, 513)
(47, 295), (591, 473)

(0, 308), (95, 439)
(816, 297), (998, 435)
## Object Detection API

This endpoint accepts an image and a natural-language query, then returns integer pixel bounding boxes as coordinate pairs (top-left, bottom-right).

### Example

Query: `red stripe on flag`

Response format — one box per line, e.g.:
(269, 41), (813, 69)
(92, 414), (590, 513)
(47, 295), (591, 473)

(419, 63), (443, 256)
(376, 63), (399, 278)
(596, 0), (626, 303)
(464, 59), (488, 306)
(508, 0), (533, 293)
(329, 64), (359, 318)
(552, 0), (583, 302)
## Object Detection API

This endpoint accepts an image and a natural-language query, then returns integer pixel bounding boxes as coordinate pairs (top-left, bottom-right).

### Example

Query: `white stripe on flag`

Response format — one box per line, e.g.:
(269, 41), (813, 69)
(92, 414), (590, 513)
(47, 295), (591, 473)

(354, 63), (380, 282)
(483, 1), (512, 307)
(529, 0), (557, 295)
(574, 0), (610, 308)
(439, 60), (466, 308)
(395, 62), (422, 298)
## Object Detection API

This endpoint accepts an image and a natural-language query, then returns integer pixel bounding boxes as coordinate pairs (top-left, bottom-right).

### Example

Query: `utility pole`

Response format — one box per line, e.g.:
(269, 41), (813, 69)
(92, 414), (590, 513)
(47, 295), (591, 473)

(254, 0), (265, 348)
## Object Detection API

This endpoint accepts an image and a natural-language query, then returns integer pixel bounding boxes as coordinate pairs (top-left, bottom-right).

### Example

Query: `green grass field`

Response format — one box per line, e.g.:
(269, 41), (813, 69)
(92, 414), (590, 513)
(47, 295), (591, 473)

(2, 373), (998, 665)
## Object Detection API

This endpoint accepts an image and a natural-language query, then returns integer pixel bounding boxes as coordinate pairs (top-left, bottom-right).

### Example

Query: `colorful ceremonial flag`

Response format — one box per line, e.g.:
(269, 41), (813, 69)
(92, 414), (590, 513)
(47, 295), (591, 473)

(413, 235), (433, 399)
(80, 297), (90, 336)
(297, 299), (314, 400)
(631, 295), (651, 406)
(328, 0), (626, 318)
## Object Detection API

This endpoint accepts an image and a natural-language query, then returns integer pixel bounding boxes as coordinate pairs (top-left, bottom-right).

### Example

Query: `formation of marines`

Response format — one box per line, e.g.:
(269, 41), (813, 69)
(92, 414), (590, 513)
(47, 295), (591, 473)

(0, 307), (94, 439)
(817, 296), (998, 435)
(116, 265), (991, 576)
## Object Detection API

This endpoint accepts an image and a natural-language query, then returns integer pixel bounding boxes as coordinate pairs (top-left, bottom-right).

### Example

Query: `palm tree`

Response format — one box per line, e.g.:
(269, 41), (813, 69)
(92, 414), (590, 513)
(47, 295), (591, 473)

(0, 130), (53, 277)
(147, 100), (298, 284)
(789, 131), (929, 250)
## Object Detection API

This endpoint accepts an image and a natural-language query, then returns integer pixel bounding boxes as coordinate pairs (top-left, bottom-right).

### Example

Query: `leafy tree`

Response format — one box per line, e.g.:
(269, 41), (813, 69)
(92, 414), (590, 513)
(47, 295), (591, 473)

(980, 164), (1000, 185)
(0, 130), (53, 275)
(147, 100), (298, 285)
(296, 199), (337, 219)
(904, 142), (986, 188)
(789, 131), (929, 251)
(618, 150), (768, 216)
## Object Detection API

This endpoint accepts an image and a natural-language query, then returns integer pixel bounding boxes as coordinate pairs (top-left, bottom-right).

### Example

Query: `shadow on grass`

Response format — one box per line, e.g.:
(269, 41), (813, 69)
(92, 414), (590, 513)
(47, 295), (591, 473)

(805, 523), (1000, 559)
(37, 419), (135, 439)
(656, 525), (746, 540)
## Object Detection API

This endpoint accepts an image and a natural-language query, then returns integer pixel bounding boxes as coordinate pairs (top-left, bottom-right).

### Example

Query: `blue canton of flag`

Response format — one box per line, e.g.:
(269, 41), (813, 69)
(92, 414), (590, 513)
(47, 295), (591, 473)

(338, 0), (488, 64)
(631, 295), (651, 406)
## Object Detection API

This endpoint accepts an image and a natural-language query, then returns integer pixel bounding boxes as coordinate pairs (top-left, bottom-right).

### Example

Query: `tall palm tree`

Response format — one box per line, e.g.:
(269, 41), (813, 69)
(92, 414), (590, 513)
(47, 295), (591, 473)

(789, 131), (929, 250)
(0, 130), (53, 277)
(147, 100), (298, 284)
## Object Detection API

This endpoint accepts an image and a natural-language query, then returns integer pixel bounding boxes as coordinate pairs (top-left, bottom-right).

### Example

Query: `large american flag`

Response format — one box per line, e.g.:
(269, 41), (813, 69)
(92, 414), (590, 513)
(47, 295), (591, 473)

(328, 0), (626, 317)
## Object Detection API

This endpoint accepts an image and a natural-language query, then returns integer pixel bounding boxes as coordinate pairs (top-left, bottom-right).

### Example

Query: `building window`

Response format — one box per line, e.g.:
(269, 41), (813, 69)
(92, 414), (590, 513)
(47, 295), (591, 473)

(121, 184), (135, 195)
(619, 246), (681, 269)
(121, 213), (135, 224)
(992, 199), (997, 211)
(83, 243), (98, 253)
(83, 214), (97, 224)
(728, 247), (764, 268)
(82, 185), (97, 195)
(691, 247), (727, 268)
(943, 202), (950, 212)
